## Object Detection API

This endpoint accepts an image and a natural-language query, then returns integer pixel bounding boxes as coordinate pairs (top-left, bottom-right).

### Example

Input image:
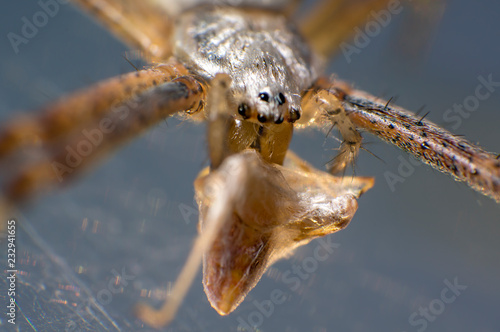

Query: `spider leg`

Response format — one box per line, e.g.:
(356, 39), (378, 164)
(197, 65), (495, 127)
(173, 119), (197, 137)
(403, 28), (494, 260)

(0, 63), (206, 208)
(301, 77), (500, 202)
(342, 87), (500, 202)
(72, 0), (174, 59)
(0, 60), (190, 159)
(301, 85), (362, 173)
(299, 0), (393, 57)
(283, 0), (302, 18)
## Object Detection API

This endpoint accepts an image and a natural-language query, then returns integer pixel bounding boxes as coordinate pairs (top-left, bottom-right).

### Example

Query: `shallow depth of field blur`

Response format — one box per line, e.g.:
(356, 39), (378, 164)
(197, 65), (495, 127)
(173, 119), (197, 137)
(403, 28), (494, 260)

(0, 1), (499, 331)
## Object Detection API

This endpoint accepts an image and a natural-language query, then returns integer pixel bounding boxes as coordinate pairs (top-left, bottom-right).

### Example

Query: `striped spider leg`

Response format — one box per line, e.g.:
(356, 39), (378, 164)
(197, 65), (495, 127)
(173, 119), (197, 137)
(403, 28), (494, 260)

(340, 85), (500, 202)
(298, 78), (500, 202)
(0, 60), (206, 213)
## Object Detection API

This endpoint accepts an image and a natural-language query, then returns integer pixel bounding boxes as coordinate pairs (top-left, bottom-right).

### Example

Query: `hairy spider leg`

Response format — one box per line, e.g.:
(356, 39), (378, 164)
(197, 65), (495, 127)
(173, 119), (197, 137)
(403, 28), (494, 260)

(0, 61), (188, 159)
(297, 77), (500, 202)
(340, 86), (500, 202)
(0, 61), (205, 210)
(301, 87), (362, 173)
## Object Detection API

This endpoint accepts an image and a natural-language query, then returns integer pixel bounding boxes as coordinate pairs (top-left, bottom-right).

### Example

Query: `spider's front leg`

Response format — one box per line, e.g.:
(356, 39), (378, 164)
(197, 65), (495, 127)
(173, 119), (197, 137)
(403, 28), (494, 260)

(0, 60), (206, 215)
(135, 74), (374, 328)
(299, 77), (500, 202)
(300, 84), (363, 173)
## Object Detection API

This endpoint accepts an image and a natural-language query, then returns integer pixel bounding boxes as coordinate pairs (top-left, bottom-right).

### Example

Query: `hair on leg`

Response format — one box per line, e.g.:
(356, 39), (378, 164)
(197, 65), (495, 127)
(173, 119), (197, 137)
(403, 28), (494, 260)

(315, 78), (500, 202)
(1, 74), (206, 207)
(301, 84), (362, 174)
(0, 60), (191, 160)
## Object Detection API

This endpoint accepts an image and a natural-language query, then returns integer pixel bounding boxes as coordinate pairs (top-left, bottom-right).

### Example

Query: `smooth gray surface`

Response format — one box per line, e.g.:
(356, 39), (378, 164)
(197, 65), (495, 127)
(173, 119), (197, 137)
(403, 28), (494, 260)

(0, 1), (499, 331)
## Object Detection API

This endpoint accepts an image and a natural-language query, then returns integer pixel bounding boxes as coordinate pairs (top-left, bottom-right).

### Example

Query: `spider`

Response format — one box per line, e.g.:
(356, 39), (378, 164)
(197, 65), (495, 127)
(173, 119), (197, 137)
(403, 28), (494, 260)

(0, 0), (500, 332)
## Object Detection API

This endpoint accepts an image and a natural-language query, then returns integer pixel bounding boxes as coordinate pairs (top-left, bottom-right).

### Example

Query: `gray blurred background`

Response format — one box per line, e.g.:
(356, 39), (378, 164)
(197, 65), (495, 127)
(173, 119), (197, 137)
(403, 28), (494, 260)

(0, 0), (499, 331)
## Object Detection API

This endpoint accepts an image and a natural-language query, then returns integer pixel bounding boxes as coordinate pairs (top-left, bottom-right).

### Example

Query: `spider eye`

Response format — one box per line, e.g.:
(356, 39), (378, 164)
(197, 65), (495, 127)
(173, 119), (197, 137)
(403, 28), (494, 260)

(238, 103), (250, 119)
(257, 113), (268, 123)
(289, 107), (301, 122)
(276, 92), (286, 106)
(274, 114), (284, 124)
(259, 92), (270, 102)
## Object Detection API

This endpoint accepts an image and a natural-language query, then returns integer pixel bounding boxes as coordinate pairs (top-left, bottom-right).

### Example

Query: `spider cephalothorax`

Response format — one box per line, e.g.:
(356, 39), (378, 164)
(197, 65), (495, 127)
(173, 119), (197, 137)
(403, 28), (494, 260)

(175, 5), (320, 125)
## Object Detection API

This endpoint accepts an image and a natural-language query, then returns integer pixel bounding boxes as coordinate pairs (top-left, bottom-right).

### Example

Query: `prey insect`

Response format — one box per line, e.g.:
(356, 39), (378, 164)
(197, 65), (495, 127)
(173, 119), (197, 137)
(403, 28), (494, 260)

(0, 0), (498, 330)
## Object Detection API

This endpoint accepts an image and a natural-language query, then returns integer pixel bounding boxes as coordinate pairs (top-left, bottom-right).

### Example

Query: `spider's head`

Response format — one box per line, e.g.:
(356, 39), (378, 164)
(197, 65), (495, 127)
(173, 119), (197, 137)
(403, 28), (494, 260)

(229, 43), (306, 125)
(235, 89), (301, 125)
